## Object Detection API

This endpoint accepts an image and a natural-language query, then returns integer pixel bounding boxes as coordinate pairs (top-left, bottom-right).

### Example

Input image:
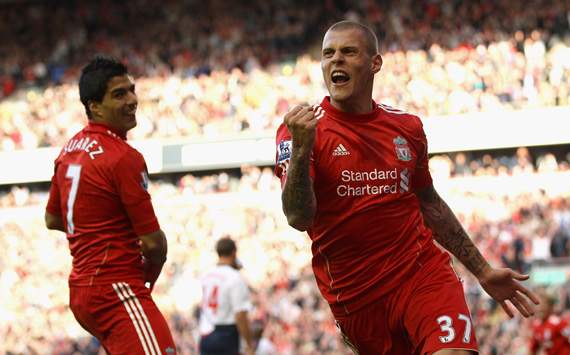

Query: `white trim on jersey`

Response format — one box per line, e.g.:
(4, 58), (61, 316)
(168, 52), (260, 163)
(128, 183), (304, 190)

(313, 104), (325, 120)
(112, 282), (161, 355)
(378, 103), (409, 115)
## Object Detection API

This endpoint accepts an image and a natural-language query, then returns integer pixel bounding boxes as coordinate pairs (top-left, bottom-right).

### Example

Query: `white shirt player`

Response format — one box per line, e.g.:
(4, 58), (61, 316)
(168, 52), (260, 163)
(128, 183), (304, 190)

(199, 264), (252, 335)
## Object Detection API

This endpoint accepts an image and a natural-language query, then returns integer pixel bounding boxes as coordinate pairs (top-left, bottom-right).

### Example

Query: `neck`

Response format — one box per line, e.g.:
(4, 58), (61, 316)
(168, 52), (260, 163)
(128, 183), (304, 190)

(330, 97), (374, 114)
(89, 120), (127, 138)
(218, 257), (233, 266)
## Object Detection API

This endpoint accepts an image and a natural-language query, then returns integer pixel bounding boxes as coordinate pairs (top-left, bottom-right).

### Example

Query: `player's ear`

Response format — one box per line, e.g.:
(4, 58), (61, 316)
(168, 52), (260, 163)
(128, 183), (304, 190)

(371, 54), (382, 74)
(88, 100), (102, 119)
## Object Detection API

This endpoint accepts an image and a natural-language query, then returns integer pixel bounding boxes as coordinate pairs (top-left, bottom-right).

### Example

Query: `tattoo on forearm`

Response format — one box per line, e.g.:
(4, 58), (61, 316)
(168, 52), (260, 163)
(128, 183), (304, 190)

(419, 188), (489, 277)
(282, 151), (316, 226)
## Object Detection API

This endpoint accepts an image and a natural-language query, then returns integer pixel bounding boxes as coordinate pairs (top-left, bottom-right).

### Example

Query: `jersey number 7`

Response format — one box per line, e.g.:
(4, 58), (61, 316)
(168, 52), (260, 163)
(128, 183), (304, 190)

(65, 164), (82, 234)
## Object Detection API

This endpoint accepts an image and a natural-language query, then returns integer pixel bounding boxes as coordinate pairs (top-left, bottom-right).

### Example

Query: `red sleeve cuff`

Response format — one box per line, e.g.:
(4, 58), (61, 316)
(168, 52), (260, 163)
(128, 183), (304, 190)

(134, 218), (160, 236)
(127, 198), (160, 236)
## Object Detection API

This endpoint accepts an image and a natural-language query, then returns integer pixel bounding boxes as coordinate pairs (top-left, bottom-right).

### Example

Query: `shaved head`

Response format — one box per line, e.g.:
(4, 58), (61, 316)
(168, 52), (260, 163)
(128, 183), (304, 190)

(326, 20), (378, 55)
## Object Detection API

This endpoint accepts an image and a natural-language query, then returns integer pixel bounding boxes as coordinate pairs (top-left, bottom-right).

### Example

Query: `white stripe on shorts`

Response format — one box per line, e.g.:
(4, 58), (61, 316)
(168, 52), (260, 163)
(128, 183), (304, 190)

(120, 282), (162, 354)
(116, 282), (162, 355)
(113, 283), (153, 355)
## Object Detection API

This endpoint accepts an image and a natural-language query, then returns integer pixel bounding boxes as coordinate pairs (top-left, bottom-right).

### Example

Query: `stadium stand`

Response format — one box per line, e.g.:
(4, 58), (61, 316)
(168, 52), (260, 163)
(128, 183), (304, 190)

(1, 0), (570, 353)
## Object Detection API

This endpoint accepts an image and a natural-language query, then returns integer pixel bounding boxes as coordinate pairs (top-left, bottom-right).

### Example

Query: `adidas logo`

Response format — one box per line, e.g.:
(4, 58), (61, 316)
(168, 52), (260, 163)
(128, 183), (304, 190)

(332, 144), (350, 156)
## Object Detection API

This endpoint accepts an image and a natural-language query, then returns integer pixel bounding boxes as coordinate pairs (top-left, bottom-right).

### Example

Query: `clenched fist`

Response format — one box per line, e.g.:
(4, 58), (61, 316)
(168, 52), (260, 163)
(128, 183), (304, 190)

(284, 105), (318, 154)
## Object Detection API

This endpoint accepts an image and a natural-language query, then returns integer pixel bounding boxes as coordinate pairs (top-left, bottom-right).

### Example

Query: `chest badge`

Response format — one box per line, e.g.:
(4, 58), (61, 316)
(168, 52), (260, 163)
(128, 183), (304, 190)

(393, 136), (411, 161)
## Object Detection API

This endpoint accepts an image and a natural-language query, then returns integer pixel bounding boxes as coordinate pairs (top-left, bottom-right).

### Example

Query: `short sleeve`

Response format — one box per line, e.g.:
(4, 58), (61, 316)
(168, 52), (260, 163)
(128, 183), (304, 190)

(46, 165), (62, 215)
(113, 149), (160, 235)
(230, 276), (252, 314)
(274, 123), (315, 189)
(412, 116), (433, 191)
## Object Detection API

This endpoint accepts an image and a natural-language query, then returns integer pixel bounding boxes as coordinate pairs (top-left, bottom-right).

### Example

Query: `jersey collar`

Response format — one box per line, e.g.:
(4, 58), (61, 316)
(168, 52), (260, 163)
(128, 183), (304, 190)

(320, 96), (380, 121)
(85, 122), (128, 140)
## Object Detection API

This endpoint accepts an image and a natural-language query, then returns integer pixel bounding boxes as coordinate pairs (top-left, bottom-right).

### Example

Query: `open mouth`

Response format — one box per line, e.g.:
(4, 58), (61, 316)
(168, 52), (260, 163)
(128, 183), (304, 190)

(331, 70), (350, 85)
(124, 112), (136, 120)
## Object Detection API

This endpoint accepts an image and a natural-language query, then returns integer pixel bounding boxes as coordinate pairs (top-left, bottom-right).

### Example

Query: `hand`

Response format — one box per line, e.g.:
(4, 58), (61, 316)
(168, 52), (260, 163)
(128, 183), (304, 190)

(284, 105), (318, 153)
(142, 256), (163, 292)
(478, 267), (540, 318)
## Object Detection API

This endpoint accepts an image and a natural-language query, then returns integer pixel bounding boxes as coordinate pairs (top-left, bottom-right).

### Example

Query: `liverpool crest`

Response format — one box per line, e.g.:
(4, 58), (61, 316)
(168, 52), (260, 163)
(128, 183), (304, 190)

(393, 136), (411, 161)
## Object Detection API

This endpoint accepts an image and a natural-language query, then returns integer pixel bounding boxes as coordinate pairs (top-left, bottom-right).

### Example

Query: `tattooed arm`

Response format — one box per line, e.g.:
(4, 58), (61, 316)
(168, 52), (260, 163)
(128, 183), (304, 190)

(416, 185), (539, 318)
(415, 185), (491, 278)
(282, 145), (317, 231)
(281, 105), (318, 231)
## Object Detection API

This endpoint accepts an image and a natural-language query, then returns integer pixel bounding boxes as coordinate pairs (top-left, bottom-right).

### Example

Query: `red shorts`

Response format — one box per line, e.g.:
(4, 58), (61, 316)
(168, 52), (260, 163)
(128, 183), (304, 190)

(336, 255), (478, 355)
(69, 281), (177, 355)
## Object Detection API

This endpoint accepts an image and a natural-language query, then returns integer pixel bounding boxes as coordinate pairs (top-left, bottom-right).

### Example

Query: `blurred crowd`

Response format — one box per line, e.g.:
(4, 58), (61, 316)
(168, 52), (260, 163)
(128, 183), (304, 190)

(1, 147), (570, 354)
(3, 0), (570, 353)
(1, 0), (570, 150)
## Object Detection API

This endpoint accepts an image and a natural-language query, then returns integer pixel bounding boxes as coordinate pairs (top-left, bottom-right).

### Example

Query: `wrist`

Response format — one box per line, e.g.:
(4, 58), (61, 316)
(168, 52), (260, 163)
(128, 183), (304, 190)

(474, 264), (493, 283)
(291, 145), (312, 158)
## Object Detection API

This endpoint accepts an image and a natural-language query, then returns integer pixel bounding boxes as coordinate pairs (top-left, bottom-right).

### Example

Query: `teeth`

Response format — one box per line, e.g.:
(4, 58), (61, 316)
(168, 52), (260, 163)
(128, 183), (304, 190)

(332, 71), (349, 83)
(332, 71), (349, 78)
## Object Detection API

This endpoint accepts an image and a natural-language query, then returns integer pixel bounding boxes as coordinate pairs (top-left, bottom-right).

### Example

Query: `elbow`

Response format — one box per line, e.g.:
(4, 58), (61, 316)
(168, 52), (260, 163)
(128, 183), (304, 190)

(286, 214), (313, 232)
(142, 231), (168, 264)
(45, 212), (63, 231)
(45, 218), (56, 230)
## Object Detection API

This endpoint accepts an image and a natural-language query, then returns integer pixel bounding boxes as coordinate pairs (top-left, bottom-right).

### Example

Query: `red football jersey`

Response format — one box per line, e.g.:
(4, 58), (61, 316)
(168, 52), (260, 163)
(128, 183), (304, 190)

(530, 315), (570, 355)
(275, 97), (449, 317)
(46, 122), (159, 286)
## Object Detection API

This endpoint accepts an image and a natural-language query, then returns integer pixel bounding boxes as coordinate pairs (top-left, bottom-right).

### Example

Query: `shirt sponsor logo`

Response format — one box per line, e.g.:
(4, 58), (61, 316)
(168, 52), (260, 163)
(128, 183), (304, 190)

(332, 143), (350, 156)
(393, 136), (411, 161)
(337, 168), (401, 197)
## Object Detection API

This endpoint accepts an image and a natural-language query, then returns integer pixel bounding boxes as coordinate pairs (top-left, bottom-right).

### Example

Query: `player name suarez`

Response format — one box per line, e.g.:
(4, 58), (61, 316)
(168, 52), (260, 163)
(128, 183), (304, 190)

(63, 137), (104, 160)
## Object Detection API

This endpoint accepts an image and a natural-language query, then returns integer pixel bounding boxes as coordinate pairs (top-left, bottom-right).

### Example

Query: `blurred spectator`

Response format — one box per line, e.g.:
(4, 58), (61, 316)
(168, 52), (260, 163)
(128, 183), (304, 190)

(2, 148), (570, 354)
(0, 0), (569, 150)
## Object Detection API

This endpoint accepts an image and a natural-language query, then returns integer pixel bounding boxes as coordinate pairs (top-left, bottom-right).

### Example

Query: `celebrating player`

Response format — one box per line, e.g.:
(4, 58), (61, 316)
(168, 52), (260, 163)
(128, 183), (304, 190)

(274, 20), (540, 354)
(199, 237), (255, 355)
(45, 56), (177, 354)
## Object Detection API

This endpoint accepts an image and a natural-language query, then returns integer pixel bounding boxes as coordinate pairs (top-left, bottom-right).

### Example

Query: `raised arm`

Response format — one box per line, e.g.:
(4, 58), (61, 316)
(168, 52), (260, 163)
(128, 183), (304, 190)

(416, 185), (540, 318)
(281, 106), (318, 231)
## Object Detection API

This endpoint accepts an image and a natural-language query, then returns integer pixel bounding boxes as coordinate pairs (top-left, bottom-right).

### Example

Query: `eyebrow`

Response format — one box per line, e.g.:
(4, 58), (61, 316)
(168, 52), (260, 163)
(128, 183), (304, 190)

(110, 84), (135, 95)
(322, 45), (359, 52)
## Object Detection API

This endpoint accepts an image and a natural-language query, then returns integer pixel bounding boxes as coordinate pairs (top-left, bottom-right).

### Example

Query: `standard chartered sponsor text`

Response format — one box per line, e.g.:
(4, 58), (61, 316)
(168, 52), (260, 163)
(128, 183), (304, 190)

(338, 168), (399, 197)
